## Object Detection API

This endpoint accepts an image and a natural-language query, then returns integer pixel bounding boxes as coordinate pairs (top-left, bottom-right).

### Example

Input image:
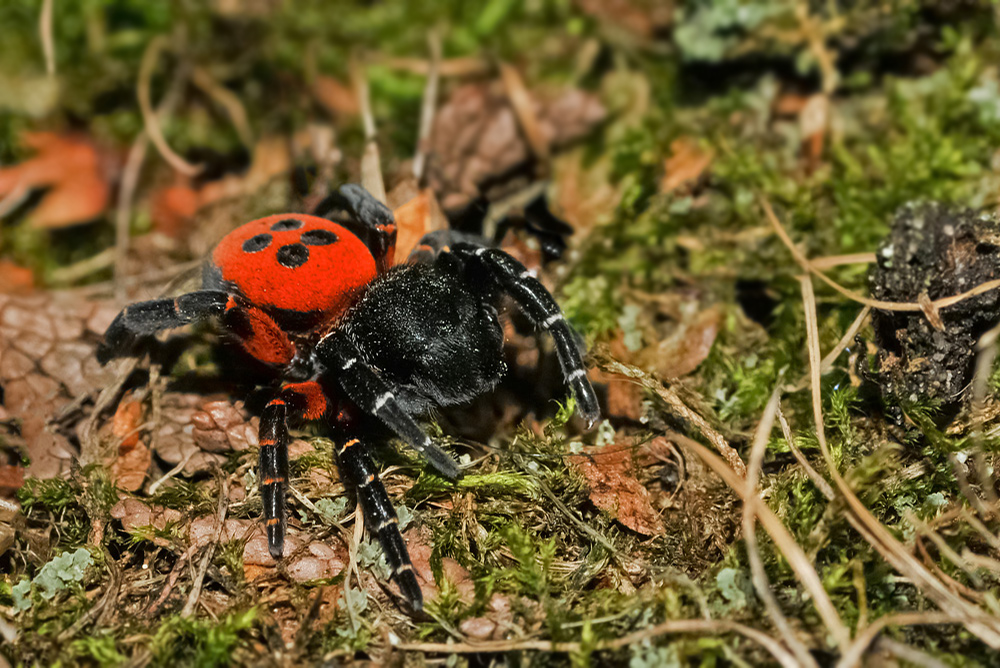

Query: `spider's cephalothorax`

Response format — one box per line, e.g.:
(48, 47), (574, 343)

(99, 184), (600, 611)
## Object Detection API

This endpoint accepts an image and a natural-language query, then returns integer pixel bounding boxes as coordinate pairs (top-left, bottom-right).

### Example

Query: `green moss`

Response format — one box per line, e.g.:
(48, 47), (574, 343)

(149, 609), (258, 668)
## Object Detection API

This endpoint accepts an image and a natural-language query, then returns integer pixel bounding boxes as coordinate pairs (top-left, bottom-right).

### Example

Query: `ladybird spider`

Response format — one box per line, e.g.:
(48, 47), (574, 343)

(99, 184), (599, 610)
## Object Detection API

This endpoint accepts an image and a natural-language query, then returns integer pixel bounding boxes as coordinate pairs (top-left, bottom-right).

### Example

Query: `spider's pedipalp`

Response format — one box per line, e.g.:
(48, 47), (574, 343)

(451, 243), (601, 426)
(336, 434), (423, 610)
(318, 333), (462, 480)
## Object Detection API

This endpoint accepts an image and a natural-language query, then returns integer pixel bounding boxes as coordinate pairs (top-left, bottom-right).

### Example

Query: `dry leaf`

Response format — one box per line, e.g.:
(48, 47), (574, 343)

(644, 306), (721, 379)
(110, 497), (183, 532)
(111, 443), (152, 492)
(0, 261), (35, 294)
(0, 132), (116, 229)
(391, 188), (447, 261)
(799, 93), (829, 170)
(661, 137), (714, 194)
(571, 441), (665, 536)
(0, 465), (24, 495)
(573, 0), (673, 40)
(313, 75), (359, 117)
(428, 81), (605, 210)
(404, 525), (475, 604)
(111, 398), (143, 450)
(552, 149), (621, 237)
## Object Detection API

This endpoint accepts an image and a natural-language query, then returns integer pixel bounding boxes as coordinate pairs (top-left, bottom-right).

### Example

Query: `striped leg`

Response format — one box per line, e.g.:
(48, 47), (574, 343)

(259, 382), (329, 558)
(317, 334), (461, 480)
(259, 397), (291, 559)
(451, 244), (600, 426)
(337, 435), (422, 610)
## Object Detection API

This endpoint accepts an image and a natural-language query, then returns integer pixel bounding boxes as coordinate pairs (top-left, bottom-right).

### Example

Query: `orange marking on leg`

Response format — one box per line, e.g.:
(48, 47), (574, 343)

(260, 438), (277, 446)
(366, 474), (375, 483)
(268, 398), (286, 407)
(282, 381), (327, 420)
(262, 477), (286, 485)
(266, 518), (280, 526)
(342, 439), (359, 449)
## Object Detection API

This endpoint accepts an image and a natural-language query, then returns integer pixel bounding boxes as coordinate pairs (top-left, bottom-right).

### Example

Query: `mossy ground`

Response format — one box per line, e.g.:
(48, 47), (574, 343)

(4, 1), (1000, 666)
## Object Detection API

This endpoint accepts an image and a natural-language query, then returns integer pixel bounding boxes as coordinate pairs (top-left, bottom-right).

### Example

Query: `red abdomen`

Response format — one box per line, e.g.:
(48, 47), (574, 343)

(210, 213), (377, 325)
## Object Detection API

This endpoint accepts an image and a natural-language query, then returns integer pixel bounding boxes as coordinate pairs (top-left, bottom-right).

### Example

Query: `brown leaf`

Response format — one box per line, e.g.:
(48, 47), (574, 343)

(404, 525), (475, 604)
(799, 93), (829, 171)
(391, 188), (447, 261)
(0, 465), (25, 495)
(313, 75), (359, 117)
(573, 0), (673, 40)
(661, 137), (714, 194)
(111, 443), (151, 492)
(428, 81), (605, 211)
(646, 306), (721, 379)
(150, 180), (200, 238)
(0, 261), (35, 294)
(0, 132), (116, 229)
(552, 149), (620, 237)
(112, 398), (143, 450)
(110, 497), (183, 532)
(570, 441), (664, 536)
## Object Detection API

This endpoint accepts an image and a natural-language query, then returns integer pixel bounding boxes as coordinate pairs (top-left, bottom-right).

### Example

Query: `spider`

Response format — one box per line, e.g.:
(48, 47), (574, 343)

(98, 183), (600, 610)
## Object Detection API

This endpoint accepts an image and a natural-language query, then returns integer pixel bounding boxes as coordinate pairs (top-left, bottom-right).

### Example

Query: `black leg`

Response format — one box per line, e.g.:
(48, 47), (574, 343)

(259, 396), (291, 559)
(451, 244), (600, 426)
(336, 436), (423, 610)
(257, 382), (329, 559)
(317, 334), (461, 480)
(98, 290), (230, 363)
(405, 229), (484, 265)
(314, 183), (397, 272)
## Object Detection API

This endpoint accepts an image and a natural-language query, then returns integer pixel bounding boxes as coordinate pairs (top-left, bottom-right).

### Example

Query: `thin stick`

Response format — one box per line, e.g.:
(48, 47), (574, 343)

(113, 137), (148, 300)
(137, 36), (200, 176)
(191, 66), (254, 147)
(398, 618), (799, 666)
(412, 30), (441, 183)
(761, 195), (1000, 314)
(775, 404), (834, 501)
(834, 612), (959, 668)
(800, 276), (1000, 649)
(743, 386), (821, 667)
(350, 59), (387, 205)
(181, 474), (229, 617)
(671, 429), (851, 648)
(40, 0), (55, 76)
(810, 252), (876, 270)
(596, 355), (747, 477)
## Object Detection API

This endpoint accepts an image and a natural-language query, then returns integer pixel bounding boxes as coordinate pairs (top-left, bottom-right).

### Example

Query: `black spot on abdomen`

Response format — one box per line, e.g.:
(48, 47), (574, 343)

(276, 243), (309, 268)
(271, 218), (304, 231)
(301, 229), (338, 246)
(243, 234), (272, 253)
